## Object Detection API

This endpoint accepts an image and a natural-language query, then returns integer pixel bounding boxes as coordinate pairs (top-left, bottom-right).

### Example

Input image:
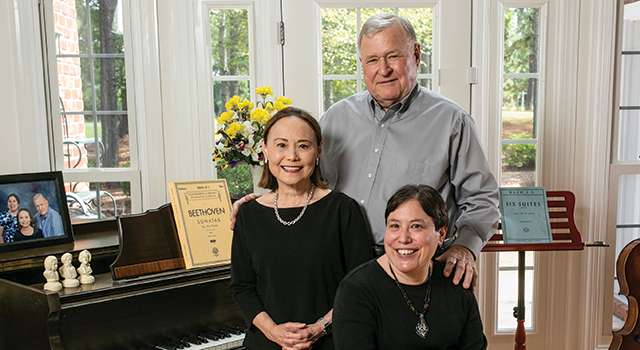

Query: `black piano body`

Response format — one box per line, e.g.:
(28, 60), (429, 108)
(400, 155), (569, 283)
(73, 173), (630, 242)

(0, 203), (244, 350)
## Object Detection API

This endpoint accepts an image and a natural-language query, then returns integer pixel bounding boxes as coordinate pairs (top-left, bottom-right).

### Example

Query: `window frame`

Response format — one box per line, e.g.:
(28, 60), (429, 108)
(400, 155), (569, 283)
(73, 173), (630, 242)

(42, 0), (142, 219)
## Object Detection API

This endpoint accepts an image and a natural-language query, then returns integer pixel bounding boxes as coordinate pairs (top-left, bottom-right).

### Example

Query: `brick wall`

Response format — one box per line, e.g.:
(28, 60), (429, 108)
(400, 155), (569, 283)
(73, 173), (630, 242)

(54, 0), (86, 170)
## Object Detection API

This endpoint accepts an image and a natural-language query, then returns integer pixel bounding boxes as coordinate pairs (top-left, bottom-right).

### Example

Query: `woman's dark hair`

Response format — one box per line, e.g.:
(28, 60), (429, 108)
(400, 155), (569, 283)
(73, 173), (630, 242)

(17, 208), (34, 229)
(258, 107), (329, 190)
(7, 193), (20, 205)
(384, 184), (449, 230)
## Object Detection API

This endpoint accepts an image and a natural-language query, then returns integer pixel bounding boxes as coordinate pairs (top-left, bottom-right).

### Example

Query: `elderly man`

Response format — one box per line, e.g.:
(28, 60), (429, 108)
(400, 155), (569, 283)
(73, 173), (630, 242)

(33, 193), (64, 238)
(232, 13), (499, 290)
(319, 13), (499, 289)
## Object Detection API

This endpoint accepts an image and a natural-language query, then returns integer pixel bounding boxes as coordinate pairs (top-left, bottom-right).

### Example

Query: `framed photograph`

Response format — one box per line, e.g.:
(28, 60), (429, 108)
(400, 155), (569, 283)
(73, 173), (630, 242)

(0, 171), (74, 252)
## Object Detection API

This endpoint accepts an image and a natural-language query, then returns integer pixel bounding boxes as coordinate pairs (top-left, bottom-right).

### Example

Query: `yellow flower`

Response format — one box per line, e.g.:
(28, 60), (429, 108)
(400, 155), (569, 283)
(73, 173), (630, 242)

(274, 101), (288, 111)
(275, 96), (292, 105)
(264, 102), (276, 114)
(217, 111), (233, 125)
(226, 122), (244, 138)
(251, 108), (268, 123)
(240, 99), (254, 111)
(225, 96), (243, 110)
(255, 86), (274, 98)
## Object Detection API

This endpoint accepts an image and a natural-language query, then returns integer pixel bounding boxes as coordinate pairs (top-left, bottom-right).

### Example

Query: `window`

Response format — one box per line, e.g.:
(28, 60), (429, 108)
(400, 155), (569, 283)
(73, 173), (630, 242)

(612, 1), (640, 331)
(49, 0), (138, 220)
(210, 6), (254, 197)
(497, 6), (545, 331)
(321, 7), (434, 111)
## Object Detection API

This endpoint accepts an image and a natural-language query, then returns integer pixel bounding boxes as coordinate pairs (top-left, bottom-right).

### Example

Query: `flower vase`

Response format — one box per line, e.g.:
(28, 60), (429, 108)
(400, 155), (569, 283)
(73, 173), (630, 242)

(249, 164), (270, 195)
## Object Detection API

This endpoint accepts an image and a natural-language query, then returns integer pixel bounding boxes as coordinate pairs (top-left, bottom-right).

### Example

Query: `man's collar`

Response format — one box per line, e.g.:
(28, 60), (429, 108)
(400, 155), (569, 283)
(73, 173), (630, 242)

(367, 82), (420, 116)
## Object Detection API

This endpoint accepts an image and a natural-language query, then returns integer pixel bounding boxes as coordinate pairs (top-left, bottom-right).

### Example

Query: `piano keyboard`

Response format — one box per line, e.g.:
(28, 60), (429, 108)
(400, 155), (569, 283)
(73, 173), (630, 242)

(136, 325), (246, 350)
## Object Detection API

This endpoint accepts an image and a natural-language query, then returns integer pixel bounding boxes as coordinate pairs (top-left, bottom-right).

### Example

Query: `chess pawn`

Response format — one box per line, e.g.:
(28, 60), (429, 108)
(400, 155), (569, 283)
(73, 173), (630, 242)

(59, 252), (80, 288)
(77, 249), (95, 284)
(43, 256), (62, 292)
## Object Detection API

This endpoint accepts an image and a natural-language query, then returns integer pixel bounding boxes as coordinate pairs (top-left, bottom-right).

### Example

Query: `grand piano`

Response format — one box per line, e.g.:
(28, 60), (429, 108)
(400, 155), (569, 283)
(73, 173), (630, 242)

(0, 204), (245, 350)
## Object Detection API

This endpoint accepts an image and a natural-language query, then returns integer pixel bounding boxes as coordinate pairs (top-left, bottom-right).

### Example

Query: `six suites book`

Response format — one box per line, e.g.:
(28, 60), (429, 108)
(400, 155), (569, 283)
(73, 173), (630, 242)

(499, 187), (553, 244)
(167, 179), (234, 269)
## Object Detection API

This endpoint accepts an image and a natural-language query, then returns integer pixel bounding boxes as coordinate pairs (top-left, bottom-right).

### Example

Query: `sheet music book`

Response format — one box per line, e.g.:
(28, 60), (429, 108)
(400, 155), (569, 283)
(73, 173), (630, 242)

(167, 179), (234, 269)
(499, 187), (553, 244)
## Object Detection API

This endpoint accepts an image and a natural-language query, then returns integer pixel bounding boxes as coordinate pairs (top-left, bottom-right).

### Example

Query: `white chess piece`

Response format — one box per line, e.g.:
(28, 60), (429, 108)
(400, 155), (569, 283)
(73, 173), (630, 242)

(59, 252), (80, 288)
(43, 256), (62, 292)
(77, 249), (95, 284)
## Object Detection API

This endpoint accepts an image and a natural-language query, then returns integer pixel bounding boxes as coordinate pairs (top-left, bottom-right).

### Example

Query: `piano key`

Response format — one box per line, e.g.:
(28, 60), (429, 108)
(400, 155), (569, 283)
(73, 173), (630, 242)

(199, 332), (220, 341)
(157, 330), (242, 350)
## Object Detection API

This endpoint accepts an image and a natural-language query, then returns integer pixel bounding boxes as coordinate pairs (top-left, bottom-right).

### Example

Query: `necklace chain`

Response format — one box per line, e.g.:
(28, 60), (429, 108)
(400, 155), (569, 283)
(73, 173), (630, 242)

(273, 184), (315, 226)
(388, 262), (432, 339)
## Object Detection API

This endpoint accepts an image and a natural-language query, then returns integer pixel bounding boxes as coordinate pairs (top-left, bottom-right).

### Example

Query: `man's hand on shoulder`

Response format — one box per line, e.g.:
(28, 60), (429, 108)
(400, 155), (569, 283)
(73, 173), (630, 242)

(435, 245), (477, 290)
(230, 193), (262, 230)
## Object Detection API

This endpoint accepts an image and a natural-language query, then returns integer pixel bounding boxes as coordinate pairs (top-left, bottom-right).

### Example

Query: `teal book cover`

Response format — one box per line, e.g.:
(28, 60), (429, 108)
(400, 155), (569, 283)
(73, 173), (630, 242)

(499, 187), (553, 244)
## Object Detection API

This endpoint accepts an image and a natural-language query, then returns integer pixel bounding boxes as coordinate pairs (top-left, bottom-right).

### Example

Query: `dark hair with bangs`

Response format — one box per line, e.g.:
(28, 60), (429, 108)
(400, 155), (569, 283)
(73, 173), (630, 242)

(384, 184), (449, 230)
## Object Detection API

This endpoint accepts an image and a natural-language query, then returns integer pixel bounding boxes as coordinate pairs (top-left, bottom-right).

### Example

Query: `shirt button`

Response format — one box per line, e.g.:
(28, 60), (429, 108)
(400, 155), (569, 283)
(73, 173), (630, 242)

(360, 200), (365, 204)
(368, 174), (372, 178)
(374, 148), (379, 153)
(380, 123), (385, 128)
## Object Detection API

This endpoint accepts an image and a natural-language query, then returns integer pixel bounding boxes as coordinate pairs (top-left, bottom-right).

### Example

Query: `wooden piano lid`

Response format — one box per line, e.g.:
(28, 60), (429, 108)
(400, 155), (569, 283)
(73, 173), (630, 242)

(110, 203), (186, 280)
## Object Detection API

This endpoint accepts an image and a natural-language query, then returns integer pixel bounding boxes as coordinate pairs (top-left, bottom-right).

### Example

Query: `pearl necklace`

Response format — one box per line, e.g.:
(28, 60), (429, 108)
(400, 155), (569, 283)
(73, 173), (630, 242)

(273, 184), (315, 226)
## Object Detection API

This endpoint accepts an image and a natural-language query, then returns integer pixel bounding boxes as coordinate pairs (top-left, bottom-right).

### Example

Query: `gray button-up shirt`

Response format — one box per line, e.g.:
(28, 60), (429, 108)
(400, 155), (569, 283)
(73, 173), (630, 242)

(319, 84), (500, 258)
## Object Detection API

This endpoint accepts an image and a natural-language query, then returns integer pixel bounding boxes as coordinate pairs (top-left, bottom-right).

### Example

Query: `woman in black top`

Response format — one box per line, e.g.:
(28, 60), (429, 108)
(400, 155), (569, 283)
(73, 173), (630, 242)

(14, 208), (44, 241)
(333, 184), (487, 350)
(229, 107), (373, 350)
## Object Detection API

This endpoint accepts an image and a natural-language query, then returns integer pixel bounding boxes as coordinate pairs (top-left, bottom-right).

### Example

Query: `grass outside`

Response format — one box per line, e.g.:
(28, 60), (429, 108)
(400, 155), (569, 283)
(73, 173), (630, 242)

(84, 120), (102, 139)
(502, 110), (533, 121)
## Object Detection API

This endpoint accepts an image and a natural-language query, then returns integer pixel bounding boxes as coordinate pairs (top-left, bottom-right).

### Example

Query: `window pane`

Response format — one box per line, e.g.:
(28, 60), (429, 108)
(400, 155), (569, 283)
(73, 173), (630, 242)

(57, 56), (87, 110)
(503, 77), (538, 135)
(322, 8), (357, 76)
(617, 174), (640, 226)
(360, 8), (395, 25)
(55, 0), (129, 170)
(94, 57), (127, 111)
(399, 8), (433, 75)
(210, 8), (251, 117)
(75, 0), (125, 55)
(99, 115), (129, 169)
(65, 181), (130, 221)
(617, 110), (640, 162)
(501, 143), (536, 187)
(418, 78), (433, 90)
(217, 164), (252, 199)
(613, 174), (640, 330)
(619, 54), (640, 107)
(212, 80), (251, 116)
(497, 268), (534, 330)
(323, 79), (357, 111)
(504, 8), (540, 74)
(210, 9), (250, 77)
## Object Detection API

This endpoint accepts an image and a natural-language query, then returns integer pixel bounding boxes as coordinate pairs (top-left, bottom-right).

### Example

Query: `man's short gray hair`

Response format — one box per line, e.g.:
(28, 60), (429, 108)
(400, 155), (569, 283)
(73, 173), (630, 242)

(357, 13), (417, 53)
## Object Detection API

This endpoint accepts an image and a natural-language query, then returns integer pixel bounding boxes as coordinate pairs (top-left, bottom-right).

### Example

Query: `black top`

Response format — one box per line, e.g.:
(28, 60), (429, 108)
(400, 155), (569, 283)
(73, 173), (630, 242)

(333, 259), (487, 350)
(13, 227), (44, 242)
(229, 191), (374, 350)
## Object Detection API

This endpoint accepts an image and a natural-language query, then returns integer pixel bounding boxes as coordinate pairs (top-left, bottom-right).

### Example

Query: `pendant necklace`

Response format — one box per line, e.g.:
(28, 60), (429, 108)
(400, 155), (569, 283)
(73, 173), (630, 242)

(273, 184), (315, 226)
(388, 262), (432, 339)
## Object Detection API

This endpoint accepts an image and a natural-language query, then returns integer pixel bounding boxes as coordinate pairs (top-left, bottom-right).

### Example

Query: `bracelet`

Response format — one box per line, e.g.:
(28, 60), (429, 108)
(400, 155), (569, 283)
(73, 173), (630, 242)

(318, 316), (332, 335)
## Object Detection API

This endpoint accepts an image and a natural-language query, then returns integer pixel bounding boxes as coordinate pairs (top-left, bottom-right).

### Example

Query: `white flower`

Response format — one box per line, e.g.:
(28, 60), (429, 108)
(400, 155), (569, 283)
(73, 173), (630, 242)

(240, 121), (257, 141)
